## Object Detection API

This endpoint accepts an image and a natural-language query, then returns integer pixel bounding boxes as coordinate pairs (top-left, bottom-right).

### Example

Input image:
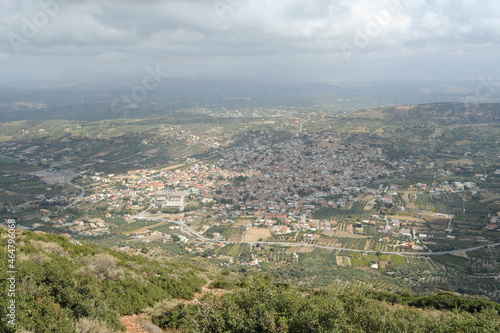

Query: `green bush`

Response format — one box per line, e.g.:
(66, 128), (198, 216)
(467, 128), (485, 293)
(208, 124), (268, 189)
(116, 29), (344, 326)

(0, 230), (204, 332)
(153, 274), (500, 333)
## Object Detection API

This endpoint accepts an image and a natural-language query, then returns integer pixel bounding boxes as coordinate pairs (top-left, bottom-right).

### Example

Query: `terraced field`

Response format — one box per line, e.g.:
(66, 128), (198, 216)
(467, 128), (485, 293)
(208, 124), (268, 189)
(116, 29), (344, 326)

(314, 201), (369, 220)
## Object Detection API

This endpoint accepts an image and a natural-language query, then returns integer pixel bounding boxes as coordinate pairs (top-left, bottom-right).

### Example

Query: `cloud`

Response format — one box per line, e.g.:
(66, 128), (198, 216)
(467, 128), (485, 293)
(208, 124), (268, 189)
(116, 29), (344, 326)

(1, 0), (500, 82)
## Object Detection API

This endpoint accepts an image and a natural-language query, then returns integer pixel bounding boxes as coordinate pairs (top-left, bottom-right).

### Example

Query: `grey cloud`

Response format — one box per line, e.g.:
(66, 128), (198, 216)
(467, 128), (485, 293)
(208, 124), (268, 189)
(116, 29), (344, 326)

(1, 0), (500, 83)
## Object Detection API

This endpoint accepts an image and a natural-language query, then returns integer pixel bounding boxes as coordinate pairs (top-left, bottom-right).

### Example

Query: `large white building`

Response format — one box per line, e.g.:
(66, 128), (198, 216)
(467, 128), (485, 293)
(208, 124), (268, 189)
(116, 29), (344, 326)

(153, 190), (187, 211)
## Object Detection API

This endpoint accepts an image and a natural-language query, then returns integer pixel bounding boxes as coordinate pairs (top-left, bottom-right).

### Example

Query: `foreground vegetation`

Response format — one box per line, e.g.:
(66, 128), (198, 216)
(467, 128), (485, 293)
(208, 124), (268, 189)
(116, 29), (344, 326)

(152, 274), (500, 333)
(1, 228), (500, 332)
(0, 229), (205, 332)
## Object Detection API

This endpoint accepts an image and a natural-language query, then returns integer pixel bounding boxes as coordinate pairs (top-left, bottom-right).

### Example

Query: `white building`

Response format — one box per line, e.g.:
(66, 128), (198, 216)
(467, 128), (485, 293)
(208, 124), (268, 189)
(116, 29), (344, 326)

(153, 190), (187, 211)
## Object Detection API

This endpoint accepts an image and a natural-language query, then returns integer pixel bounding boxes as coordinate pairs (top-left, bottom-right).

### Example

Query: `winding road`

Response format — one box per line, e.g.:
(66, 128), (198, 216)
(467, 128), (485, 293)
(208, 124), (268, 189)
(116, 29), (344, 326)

(62, 170), (85, 210)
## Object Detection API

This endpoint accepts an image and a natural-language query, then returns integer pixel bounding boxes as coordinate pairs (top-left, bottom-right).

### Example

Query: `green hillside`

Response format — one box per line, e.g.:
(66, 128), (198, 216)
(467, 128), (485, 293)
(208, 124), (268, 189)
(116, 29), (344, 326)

(152, 274), (500, 333)
(0, 228), (205, 333)
(2, 228), (500, 332)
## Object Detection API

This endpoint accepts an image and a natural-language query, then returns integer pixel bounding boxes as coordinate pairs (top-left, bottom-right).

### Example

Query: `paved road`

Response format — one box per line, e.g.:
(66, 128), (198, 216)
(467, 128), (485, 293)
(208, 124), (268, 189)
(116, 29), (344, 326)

(132, 215), (500, 256)
(297, 119), (309, 135)
(62, 170), (85, 209)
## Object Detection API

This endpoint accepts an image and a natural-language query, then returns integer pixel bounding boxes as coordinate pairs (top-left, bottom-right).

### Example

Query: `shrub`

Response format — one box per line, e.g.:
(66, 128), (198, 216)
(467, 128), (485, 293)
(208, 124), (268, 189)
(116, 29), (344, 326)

(79, 254), (125, 281)
(76, 318), (112, 333)
(31, 240), (70, 258)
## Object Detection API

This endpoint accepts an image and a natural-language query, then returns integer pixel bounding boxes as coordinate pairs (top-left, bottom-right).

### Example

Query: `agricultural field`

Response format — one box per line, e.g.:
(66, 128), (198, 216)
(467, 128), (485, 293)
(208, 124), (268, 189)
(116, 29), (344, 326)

(234, 217), (256, 226)
(321, 229), (369, 239)
(313, 236), (375, 251)
(272, 232), (297, 241)
(313, 201), (369, 220)
(286, 246), (315, 254)
(391, 254), (406, 264)
(217, 243), (252, 259)
(0, 156), (17, 164)
(447, 158), (475, 165)
(0, 161), (44, 174)
(422, 213), (451, 230)
(432, 254), (466, 268)
(267, 248), (293, 263)
(0, 167), (66, 208)
(244, 227), (272, 242)
(108, 219), (163, 234)
(203, 224), (231, 238)
(349, 251), (378, 267)
(416, 192), (464, 215)
(261, 246), (415, 293)
(76, 233), (130, 247)
(223, 224), (246, 242)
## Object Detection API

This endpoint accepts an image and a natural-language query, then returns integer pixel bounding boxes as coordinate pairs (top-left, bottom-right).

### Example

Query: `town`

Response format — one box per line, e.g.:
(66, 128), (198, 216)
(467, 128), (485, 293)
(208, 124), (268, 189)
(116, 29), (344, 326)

(7, 128), (495, 271)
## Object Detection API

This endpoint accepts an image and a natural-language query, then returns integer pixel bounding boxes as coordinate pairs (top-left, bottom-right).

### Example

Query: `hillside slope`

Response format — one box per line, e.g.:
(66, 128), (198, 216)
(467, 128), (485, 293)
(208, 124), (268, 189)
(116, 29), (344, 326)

(152, 274), (500, 332)
(350, 102), (500, 124)
(2, 228), (500, 332)
(0, 228), (205, 332)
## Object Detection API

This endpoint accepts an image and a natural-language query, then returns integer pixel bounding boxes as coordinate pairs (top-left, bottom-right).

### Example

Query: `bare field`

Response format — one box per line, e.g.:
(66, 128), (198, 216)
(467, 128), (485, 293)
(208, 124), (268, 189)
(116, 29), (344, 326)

(388, 215), (426, 223)
(234, 218), (255, 227)
(406, 202), (417, 210)
(364, 201), (376, 210)
(317, 238), (341, 247)
(343, 256), (351, 266)
(447, 158), (475, 165)
(146, 213), (180, 219)
(244, 227), (272, 242)
(423, 213), (450, 229)
(227, 233), (243, 242)
(481, 191), (500, 203)
(291, 246), (315, 253)
(336, 256), (344, 266)
(160, 163), (185, 171)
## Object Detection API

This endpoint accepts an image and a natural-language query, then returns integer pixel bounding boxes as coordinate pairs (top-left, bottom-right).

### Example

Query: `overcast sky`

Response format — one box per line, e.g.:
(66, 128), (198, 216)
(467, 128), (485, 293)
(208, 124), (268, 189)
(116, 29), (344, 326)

(1, 0), (500, 85)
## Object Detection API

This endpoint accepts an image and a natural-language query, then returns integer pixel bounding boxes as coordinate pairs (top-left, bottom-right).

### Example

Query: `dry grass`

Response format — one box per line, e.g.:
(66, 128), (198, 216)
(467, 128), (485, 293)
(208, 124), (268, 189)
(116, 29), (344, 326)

(227, 233), (243, 242)
(321, 230), (368, 239)
(76, 317), (111, 333)
(423, 213), (450, 230)
(18, 252), (51, 264)
(243, 227), (272, 242)
(160, 164), (186, 171)
(78, 253), (125, 281)
(388, 215), (426, 223)
(145, 299), (180, 318)
(336, 256), (344, 266)
(293, 246), (315, 253)
(233, 218), (255, 227)
(31, 240), (70, 258)
(447, 158), (475, 165)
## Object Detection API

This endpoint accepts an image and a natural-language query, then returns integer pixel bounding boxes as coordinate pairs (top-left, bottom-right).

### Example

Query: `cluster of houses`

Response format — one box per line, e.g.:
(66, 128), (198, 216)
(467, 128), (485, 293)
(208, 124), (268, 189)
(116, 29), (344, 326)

(214, 131), (402, 216)
(378, 218), (413, 239)
(81, 162), (247, 212)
